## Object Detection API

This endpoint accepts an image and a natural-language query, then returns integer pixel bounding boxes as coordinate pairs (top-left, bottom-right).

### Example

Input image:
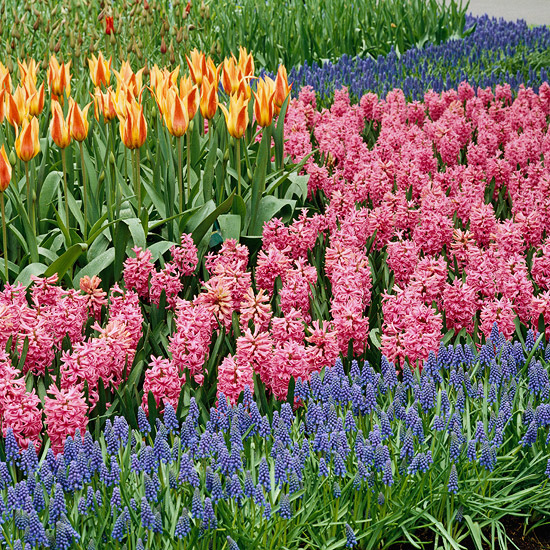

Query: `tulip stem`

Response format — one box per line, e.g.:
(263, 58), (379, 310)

(79, 142), (88, 240)
(236, 138), (241, 198)
(178, 135), (184, 212)
(186, 129), (191, 208)
(61, 149), (70, 230)
(1, 192), (7, 282)
(25, 161), (35, 235)
(134, 149), (142, 218)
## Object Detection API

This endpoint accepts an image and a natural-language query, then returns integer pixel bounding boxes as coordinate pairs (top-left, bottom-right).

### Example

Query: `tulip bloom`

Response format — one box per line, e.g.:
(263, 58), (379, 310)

(0, 145), (11, 193)
(6, 86), (27, 128)
(93, 88), (118, 122)
(68, 98), (91, 142)
(47, 56), (72, 103)
(186, 49), (207, 87)
(0, 144), (11, 280)
(88, 52), (112, 88)
(18, 59), (38, 87)
(199, 76), (218, 120)
(113, 61), (144, 98)
(0, 90), (5, 124)
(164, 88), (189, 138)
(0, 62), (11, 92)
(119, 99), (147, 150)
(50, 101), (71, 149)
(105, 16), (115, 35)
(219, 92), (249, 140)
(253, 79), (275, 128)
(179, 76), (199, 121)
(27, 82), (45, 117)
(237, 46), (255, 79)
(15, 117), (40, 162)
(273, 65), (292, 114)
(221, 56), (242, 96)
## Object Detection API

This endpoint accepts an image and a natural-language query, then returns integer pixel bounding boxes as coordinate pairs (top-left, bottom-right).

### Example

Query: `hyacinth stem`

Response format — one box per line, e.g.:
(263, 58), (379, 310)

(79, 142), (88, 240)
(178, 134), (184, 212)
(61, 148), (70, 230)
(236, 138), (241, 198)
(1, 192), (7, 282)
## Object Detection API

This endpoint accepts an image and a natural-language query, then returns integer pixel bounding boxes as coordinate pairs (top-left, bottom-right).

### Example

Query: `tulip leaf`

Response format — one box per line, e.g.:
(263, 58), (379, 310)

(218, 213), (242, 241)
(191, 192), (235, 247)
(73, 248), (115, 285)
(38, 171), (63, 219)
(44, 243), (87, 279)
(249, 196), (295, 236)
(15, 263), (47, 287)
(249, 126), (271, 234)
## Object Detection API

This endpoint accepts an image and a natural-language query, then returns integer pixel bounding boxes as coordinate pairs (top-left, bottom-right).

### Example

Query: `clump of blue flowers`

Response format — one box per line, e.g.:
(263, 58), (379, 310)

(0, 325), (549, 549)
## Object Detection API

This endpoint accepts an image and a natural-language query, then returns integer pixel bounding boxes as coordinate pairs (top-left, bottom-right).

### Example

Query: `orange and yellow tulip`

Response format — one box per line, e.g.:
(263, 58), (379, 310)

(0, 145), (11, 193)
(27, 82), (45, 117)
(18, 59), (38, 87)
(204, 57), (222, 87)
(68, 98), (91, 142)
(47, 56), (72, 103)
(119, 99), (147, 149)
(221, 56), (242, 96)
(219, 92), (249, 140)
(274, 65), (292, 114)
(237, 46), (255, 79)
(199, 76), (218, 120)
(0, 62), (11, 92)
(6, 86), (28, 128)
(186, 49), (207, 87)
(113, 61), (144, 98)
(253, 78), (275, 127)
(88, 52), (112, 88)
(15, 117), (40, 162)
(179, 76), (199, 121)
(0, 90), (5, 124)
(164, 87), (189, 138)
(50, 101), (72, 149)
(93, 88), (118, 122)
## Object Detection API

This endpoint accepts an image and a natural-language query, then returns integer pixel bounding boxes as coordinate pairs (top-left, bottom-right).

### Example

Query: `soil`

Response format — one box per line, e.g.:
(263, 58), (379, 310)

(387, 516), (550, 550)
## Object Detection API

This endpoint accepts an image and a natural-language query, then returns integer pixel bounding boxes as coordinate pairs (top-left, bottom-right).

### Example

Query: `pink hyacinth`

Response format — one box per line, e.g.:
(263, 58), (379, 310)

(123, 247), (154, 299)
(142, 356), (184, 414)
(480, 297), (516, 339)
(2, 385), (42, 451)
(150, 262), (183, 309)
(80, 275), (108, 321)
(171, 232), (199, 276)
(44, 384), (88, 455)
(217, 354), (254, 405)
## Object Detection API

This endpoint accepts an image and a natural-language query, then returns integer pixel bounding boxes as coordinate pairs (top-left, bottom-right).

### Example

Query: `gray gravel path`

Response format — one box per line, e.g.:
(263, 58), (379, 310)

(466, 0), (550, 26)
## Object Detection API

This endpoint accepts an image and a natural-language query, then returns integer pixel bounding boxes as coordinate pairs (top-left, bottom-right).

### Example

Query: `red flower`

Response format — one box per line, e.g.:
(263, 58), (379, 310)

(185, 1), (192, 15)
(105, 16), (114, 35)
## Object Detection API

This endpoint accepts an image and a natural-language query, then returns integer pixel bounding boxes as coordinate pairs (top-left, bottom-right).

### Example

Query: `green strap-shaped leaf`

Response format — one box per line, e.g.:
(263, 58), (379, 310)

(191, 192), (235, 246)
(44, 243), (87, 279)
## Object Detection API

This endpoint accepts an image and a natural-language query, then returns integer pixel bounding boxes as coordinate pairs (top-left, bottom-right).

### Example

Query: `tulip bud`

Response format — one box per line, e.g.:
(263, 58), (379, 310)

(54, 38), (61, 53)
(110, 152), (115, 165)
(176, 27), (183, 44)
(160, 36), (167, 54)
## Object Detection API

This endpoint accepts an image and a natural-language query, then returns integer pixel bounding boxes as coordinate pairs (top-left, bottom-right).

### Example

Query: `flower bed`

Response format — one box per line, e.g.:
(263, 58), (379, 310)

(0, 329), (548, 548)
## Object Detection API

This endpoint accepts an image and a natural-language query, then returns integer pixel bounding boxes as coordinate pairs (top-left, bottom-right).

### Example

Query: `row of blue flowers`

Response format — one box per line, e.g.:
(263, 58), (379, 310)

(287, 15), (550, 102)
(0, 324), (549, 549)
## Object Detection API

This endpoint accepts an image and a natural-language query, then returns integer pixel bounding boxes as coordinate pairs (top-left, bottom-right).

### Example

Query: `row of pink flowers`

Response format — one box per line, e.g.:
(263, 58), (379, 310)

(3, 81), (550, 451)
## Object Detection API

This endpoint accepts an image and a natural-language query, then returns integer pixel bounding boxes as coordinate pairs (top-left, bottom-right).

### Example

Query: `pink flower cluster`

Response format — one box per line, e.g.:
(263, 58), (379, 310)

(283, 82), (550, 364)
(0, 275), (142, 453)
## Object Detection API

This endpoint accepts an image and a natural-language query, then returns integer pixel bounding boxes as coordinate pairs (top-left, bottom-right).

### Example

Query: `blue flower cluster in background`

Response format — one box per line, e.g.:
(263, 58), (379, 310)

(0, 324), (549, 549)
(288, 16), (550, 102)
